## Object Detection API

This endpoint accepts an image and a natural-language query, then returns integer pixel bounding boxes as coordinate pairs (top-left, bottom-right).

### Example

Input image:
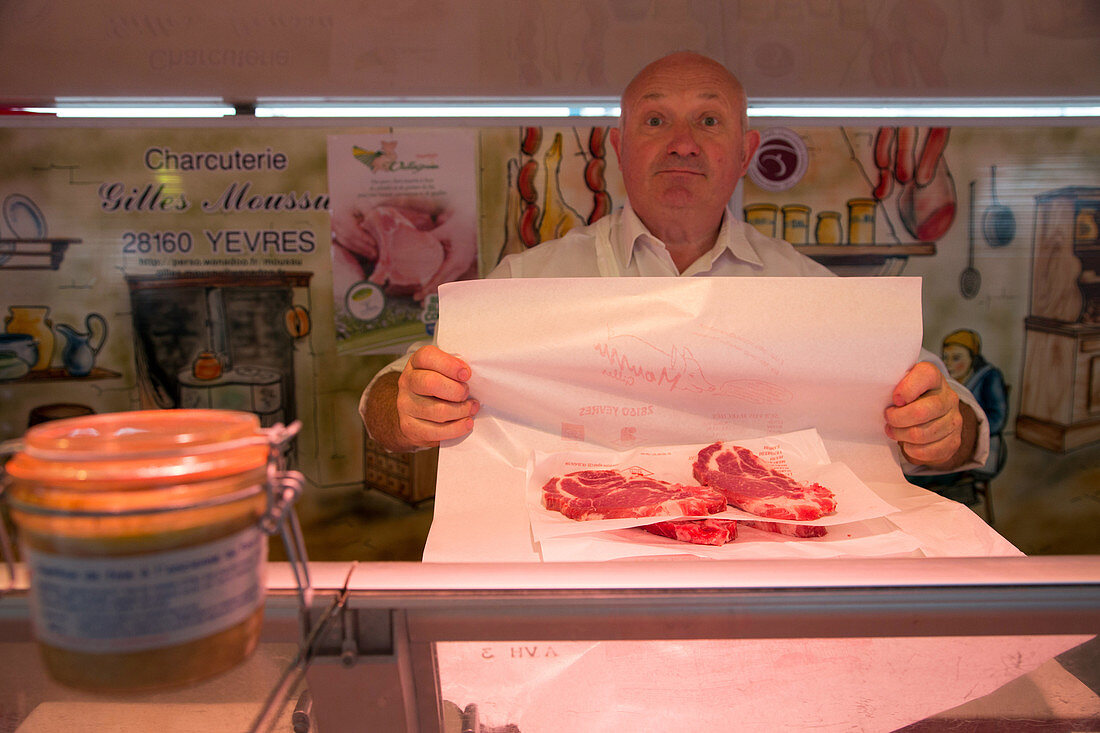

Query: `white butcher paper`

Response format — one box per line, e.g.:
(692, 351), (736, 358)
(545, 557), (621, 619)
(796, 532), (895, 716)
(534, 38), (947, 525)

(430, 276), (946, 562)
(428, 278), (1084, 733)
(527, 429), (902, 541)
(438, 277), (921, 451)
(537, 518), (924, 562)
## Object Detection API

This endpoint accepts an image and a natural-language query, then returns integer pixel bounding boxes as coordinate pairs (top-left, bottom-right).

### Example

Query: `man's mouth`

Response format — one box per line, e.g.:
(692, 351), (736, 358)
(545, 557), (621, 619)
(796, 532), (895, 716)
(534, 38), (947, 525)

(657, 168), (705, 176)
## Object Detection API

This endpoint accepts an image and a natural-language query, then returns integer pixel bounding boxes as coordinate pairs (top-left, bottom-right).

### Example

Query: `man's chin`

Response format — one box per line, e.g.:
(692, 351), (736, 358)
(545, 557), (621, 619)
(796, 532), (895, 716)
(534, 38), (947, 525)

(657, 187), (706, 208)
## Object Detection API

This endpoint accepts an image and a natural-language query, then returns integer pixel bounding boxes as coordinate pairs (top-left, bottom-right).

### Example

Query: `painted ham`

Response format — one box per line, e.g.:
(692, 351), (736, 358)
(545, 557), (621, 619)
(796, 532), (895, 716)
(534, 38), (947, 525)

(362, 206), (445, 300)
(542, 469), (726, 522)
(693, 442), (837, 521)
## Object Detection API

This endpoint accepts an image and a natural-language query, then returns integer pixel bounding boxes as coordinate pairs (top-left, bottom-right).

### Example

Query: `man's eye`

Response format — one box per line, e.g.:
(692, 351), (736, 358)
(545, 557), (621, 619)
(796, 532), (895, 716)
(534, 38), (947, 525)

(645, 116), (662, 127)
(701, 116), (719, 127)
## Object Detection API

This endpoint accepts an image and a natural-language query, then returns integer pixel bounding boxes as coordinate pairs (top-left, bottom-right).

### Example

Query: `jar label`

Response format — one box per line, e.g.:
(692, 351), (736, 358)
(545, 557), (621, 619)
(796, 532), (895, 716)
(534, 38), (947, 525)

(24, 527), (266, 653)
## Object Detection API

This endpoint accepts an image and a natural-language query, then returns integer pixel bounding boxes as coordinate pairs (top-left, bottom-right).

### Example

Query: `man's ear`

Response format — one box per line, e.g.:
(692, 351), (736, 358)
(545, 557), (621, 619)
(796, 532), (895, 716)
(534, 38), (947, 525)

(741, 129), (761, 174)
(609, 126), (622, 161)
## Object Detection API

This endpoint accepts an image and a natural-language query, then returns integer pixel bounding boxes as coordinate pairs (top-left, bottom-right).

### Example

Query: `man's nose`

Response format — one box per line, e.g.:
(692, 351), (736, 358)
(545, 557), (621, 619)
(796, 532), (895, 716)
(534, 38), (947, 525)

(665, 121), (701, 156)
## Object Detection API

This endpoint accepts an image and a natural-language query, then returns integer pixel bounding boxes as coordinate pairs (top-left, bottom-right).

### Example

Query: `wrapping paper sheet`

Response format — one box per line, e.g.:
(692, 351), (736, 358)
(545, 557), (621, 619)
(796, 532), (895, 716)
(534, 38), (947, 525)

(426, 278), (1087, 732)
(438, 277), (922, 453)
(430, 276), (950, 562)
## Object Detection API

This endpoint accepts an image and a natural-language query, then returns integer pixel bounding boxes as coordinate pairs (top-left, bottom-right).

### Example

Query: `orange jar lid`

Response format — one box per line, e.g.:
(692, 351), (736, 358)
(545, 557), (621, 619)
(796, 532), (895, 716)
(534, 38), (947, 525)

(5, 409), (270, 492)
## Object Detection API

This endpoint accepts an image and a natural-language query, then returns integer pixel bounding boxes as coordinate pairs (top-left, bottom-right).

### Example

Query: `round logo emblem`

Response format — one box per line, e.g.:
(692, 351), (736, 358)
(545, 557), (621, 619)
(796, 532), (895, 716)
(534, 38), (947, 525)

(345, 281), (385, 321)
(748, 127), (808, 192)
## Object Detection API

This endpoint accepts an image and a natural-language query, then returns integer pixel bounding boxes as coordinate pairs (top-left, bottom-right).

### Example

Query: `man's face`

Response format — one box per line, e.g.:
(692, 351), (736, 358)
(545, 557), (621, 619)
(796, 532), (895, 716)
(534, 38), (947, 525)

(610, 60), (759, 228)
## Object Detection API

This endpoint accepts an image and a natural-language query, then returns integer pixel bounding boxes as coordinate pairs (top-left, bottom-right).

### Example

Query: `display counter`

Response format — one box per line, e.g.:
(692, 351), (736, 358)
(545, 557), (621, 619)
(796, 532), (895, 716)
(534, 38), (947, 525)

(2, 557), (1098, 732)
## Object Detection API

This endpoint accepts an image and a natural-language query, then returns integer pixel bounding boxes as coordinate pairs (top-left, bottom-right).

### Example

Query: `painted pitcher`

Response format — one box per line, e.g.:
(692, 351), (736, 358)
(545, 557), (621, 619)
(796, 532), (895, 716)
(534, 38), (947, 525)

(5, 305), (53, 371)
(56, 312), (108, 377)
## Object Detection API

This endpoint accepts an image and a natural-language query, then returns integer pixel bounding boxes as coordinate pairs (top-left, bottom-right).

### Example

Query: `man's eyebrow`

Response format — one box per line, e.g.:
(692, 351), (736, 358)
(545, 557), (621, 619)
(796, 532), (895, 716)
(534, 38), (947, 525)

(638, 90), (723, 102)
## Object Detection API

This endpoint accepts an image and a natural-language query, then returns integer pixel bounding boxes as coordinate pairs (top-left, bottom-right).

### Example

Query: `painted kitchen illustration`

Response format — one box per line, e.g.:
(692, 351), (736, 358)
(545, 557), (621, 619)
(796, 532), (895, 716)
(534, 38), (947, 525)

(0, 191), (314, 431)
(125, 272), (312, 427)
(1, 123), (1098, 538)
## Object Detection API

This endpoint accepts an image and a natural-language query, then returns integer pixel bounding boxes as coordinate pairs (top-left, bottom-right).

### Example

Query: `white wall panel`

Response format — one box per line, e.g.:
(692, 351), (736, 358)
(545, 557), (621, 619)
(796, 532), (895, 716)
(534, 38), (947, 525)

(1, 0), (1097, 105)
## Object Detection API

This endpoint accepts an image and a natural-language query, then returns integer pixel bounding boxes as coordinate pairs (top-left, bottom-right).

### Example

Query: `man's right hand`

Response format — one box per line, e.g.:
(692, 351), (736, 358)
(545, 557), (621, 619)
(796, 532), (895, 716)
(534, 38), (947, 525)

(362, 345), (479, 451)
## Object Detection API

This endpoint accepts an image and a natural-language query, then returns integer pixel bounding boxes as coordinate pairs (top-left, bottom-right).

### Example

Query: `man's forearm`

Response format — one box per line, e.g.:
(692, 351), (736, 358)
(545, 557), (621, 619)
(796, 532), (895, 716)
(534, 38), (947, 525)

(359, 371), (420, 453)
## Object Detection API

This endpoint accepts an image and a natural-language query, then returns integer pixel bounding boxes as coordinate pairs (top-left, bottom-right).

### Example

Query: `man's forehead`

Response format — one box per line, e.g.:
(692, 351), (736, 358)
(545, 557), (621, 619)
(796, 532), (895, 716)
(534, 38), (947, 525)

(631, 87), (732, 108)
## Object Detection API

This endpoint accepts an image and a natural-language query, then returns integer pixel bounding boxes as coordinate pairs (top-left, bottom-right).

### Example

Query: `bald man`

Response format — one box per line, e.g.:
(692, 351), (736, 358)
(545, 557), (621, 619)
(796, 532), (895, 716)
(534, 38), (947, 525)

(360, 52), (985, 474)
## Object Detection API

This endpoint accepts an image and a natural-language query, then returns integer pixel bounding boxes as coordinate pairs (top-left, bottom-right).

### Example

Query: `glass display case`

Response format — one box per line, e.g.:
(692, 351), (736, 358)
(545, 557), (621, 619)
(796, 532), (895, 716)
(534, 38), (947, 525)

(2, 557), (1098, 732)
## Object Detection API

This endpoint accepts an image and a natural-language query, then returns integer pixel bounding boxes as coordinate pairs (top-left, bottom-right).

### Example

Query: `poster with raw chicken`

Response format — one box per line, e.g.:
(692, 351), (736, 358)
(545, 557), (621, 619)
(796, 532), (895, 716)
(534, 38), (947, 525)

(328, 130), (478, 354)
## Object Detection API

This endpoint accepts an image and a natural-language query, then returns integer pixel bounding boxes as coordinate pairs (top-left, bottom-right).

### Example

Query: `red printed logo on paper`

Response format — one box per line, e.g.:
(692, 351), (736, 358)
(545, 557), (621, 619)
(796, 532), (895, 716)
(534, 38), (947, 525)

(748, 127), (808, 192)
(561, 423), (585, 441)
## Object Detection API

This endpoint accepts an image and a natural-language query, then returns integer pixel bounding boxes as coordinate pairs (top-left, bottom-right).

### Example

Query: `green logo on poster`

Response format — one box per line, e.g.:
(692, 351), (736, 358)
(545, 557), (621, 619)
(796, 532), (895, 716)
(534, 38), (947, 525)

(352, 142), (439, 173)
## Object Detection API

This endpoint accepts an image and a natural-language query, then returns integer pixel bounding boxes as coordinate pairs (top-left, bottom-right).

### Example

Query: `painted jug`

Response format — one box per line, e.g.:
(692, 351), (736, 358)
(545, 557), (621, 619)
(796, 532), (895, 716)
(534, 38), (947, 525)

(56, 312), (108, 377)
(5, 306), (54, 371)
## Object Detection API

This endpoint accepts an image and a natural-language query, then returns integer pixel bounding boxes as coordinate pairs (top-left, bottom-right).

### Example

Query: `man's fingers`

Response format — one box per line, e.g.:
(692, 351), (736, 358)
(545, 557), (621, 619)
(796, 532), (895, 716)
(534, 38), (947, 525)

(885, 405), (960, 445)
(885, 360), (971, 468)
(397, 392), (478, 446)
(899, 430), (961, 467)
(408, 344), (471, 383)
(885, 384), (956, 431)
(891, 360), (941, 407)
(393, 345), (479, 447)
(401, 364), (470, 403)
(400, 385), (478, 422)
(400, 413), (477, 447)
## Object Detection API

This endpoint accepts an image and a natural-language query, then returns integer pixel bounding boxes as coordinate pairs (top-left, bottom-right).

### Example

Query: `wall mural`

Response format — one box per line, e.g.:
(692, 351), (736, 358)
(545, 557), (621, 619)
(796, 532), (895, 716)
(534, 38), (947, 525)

(479, 125), (628, 273)
(0, 123), (1097, 554)
(0, 126), (342, 487)
(735, 126), (1100, 459)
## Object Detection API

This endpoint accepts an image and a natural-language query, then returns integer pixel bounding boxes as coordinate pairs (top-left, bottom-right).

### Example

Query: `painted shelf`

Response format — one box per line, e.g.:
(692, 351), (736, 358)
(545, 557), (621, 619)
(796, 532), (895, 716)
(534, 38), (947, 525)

(0, 238), (82, 270)
(3, 366), (121, 384)
(795, 243), (937, 266)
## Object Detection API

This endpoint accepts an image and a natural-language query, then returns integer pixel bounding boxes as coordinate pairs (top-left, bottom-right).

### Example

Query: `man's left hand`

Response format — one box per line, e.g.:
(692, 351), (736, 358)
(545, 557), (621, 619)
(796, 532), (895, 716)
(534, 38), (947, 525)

(885, 361), (977, 470)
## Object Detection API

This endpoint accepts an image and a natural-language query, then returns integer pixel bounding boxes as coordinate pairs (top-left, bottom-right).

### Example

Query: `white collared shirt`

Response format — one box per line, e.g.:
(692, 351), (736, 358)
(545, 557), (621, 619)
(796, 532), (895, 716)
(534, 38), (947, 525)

(489, 204), (834, 279)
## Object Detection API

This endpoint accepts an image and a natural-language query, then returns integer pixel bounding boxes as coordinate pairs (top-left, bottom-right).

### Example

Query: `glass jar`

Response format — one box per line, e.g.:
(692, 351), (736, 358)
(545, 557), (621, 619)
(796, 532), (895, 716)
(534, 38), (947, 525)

(2, 409), (302, 692)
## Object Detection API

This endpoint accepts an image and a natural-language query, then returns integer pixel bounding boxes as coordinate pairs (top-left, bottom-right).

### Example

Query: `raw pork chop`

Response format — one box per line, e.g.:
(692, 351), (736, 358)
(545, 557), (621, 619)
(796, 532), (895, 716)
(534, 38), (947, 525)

(641, 518), (825, 546)
(693, 442), (837, 521)
(542, 469), (726, 521)
(642, 518), (738, 546)
(743, 520), (827, 538)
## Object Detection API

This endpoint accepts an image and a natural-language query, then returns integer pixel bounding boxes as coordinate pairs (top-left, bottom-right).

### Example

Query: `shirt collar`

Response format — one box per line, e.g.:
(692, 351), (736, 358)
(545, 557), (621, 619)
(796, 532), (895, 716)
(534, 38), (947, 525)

(616, 203), (766, 272)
